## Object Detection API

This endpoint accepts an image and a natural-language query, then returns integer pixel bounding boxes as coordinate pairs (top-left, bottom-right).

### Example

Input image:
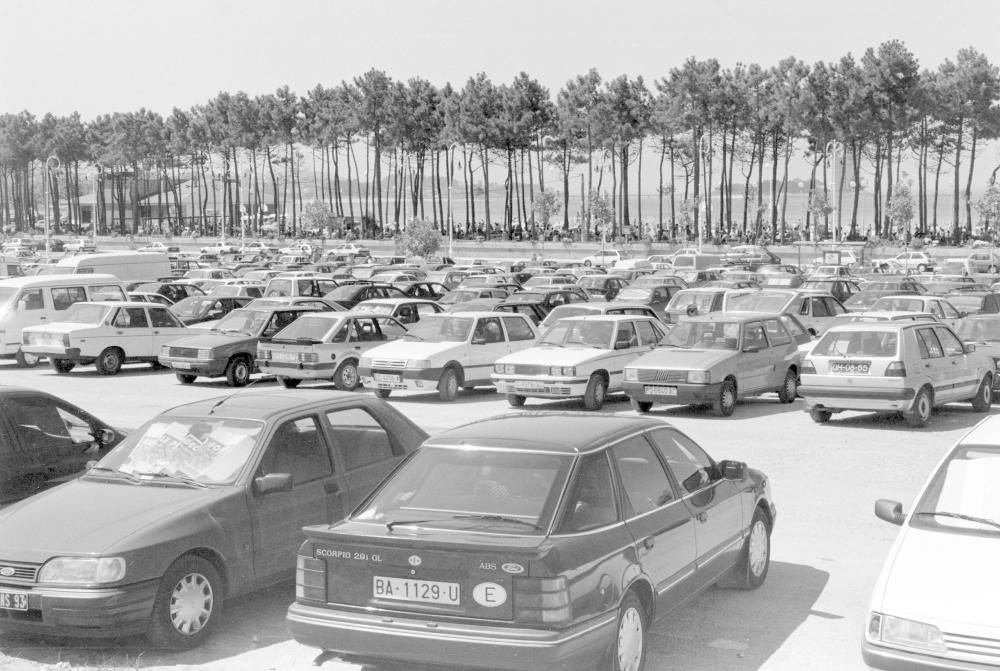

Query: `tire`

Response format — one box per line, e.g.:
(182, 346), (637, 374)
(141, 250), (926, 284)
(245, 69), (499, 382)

(809, 408), (832, 423)
(96, 347), (124, 375)
(972, 376), (992, 412)
(584, 259), (593, 267)
(734, 508), (771, 590)
(712, 379), (736, 417)
(332, 359), (359, 391)
(777, 369), (798, 403)
(150, 361), (167, 370)
(582, 373), (607, 411)
(507, 394), (526, 407)
(49, 358), (75, 374)
(630, 398), (652, 414)
(224, 356), (251, 387)
(438, 367), (459, 402)
(373, 388), (391, 399)
(176, 373), (197, 384)
(610, 592), (648, 671)
(916, 263), (927, 272)
(906, 386), (933, 428)
(146, 555), (222, 650)
(278, 376), (301, 389)
(14, 349), (40, 368)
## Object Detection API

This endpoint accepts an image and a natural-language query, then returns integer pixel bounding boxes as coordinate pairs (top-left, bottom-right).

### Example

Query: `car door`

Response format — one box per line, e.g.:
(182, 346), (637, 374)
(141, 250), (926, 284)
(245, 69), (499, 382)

(647, 428), (744, 588)
(324, 406), (408, 508)
(762, 317), (795, 387)
(737, 320), (772, 393)
(250, 414), (346, 580)
(610, 434), (697, 613)
(466, 315), (510, 385)
(913, 326), (950, 401)
(934, 325), (980, 401)
(148, 306), (188, 353)
(109, 306), (152, 358)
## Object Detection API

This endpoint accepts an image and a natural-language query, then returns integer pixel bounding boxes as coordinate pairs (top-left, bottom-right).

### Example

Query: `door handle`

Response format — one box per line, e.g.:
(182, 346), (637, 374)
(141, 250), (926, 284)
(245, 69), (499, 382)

(696, 511), (708, 523)
(324, 482), (340, 494)
(642, 536), (655, 550)
(116, 330), (124, 335)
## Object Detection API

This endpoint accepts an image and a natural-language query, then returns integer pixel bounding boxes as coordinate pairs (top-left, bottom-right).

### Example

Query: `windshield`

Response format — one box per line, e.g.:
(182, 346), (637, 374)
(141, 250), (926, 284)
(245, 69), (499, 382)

(727, 293), (790, 312)
(60, 303), (113, 324)
(665, 320), (740, 349)
(213, 308), (269, 335)
(438, 290), (476, 304)
(272, 314), (343, 341)
(871, 297), (924, 312)
(667, 291), (716, 313)
(403, 315), (472, 341)
(171, 297), (216, 318)
(540, 305), (599, 327)
(98, 417), (264, 485)
(617, 287), (650, 301)
(353, 446), (572, 533)
(959, 319), (1000, 342)
(578, 276), (609, 289)
(911, 445), (1000, 536)
(541, 319), (614, 348)
(353, 303), (392, 315)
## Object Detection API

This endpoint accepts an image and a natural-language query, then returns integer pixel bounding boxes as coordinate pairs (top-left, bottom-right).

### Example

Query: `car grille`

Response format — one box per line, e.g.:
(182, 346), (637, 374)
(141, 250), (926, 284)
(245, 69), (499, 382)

(943, 632), (1000, 663)
(0, 561), (39, 583)
(512, 364), (549, 375)
(167, 347), (200, 358)
(636, 369), (688, 383)
(371, 358), (406, 369)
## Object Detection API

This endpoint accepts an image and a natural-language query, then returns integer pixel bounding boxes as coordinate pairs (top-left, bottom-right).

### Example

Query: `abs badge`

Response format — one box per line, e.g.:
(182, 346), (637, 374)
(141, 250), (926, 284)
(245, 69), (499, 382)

(407, 555), (422, 567)
(501, 562), (524, 574)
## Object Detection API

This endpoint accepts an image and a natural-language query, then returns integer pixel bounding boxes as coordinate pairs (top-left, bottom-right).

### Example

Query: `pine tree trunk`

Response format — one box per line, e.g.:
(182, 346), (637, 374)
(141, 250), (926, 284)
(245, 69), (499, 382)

(965, 126), (978, 231)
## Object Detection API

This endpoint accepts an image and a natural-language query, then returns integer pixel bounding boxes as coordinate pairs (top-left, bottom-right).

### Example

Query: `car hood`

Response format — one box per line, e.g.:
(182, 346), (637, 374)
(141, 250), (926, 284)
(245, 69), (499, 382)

(365, 340), (463, 359)
(876, 526), (1000, 632)
(627, 346), (735, 368)
(166, 331), (253, 347)
(497, 345), (612, 366)
(0, 479), (231, 560)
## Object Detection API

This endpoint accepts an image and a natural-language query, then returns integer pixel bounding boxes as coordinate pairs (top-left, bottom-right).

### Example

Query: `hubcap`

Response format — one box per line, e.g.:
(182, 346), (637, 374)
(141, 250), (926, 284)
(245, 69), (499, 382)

(341, 365), (358, 388)
(618, 607), (643, 671)
(786, 375), (796, 396)
(169, 572), (213, 635)
(748, 520), (768, 576)
(103, 352), (117, 368)
(596, 381), (606, 402)
(724, 386), (735, 409)
(21, 351), (39, 365)
(236, 363), (248, 382)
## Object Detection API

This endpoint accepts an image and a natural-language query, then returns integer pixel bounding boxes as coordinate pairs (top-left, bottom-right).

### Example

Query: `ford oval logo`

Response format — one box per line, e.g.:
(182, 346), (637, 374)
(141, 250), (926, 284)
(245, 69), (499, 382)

(501, 562), (524, 574)
(408, 555), (422, 567)
(0, 567), (14, 577)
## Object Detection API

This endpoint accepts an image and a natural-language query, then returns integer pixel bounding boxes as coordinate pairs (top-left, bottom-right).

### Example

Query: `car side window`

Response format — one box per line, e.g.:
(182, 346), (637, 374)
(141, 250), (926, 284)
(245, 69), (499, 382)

(150, 307), (181, 328)
(648, 428), (716, 494)
(7, 396), (94, 452)
(826, 298), (846, 315)
(416, 303), (438, 317)
(916, 327), (944, 359)
(764, 318), (791, 345)
(326, 407), (399, 470)
(634, 320), (661, 346)
(743, 323), (768, 349)
(51, 286), (87, 311)
(503, 316), (535, 341)
(19, 289), (44, 310)
(940, 302), (960, 319)
(611, 436), (676, 517)
(615, 321), (637, 348)
(259, 416), (332, 485)
(559, 452), (618, 533)
(935, 326), (965, 356)
(90, 284), (126, 301)
(811, 297), (830, 317)
(119, 307), (148, 328)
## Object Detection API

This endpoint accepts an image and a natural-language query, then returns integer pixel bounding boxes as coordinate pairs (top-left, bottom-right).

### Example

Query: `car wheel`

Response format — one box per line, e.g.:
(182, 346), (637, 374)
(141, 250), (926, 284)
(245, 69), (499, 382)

(610, 592), (648, 671)
(916, 263), (927, 272)
(147, 555), (222, 650)
(224, 356), (251, 387)
(96, 347), (124, 375)
(583, 373), (607, 411)
(278, 376), (301, 389)
(712, 379), (736, 417)
(507, 394), (526, 407)
(373, 388), (392, 399)
(735, 507), (771, 590)
(49, 358), (75, 374)
(14, 349), (40, 368)
(176, 373), (197, 384)
(438, 368), (459, 402)
(972, 376), (992, 412)
(584, 259), (592, 267)
(150, 361), (167, 370)
(906, 386), (933, 428)
(809, 408), (832, 423)
(332, 360), (359, 391)
(777, 369), (798, 403)
(630, 398), (652, 414)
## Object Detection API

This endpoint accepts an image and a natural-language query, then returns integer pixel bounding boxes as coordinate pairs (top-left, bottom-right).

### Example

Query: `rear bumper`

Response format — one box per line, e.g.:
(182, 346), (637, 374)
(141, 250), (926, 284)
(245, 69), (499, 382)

(287, 602), (614, 671)
(22, 346), (82, 359)
(799, 384), (916, 412)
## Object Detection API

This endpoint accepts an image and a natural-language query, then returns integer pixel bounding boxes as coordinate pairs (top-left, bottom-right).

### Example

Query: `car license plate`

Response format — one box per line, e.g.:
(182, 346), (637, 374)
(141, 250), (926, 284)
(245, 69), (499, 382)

(173, 362), (192, 370)
(516, 381), (545, 392)
(645, 385), (677, 396)
(273, 352), (299, 362)
(373, 576), (460, 605)
(374, 373), (401, 383)
(0, 591), (27, 611)
(832, 361), (870, 374)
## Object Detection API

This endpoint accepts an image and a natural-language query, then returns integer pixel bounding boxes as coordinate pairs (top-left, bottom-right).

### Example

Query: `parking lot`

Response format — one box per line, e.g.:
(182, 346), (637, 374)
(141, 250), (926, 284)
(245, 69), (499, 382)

(0, 359), (986, 670)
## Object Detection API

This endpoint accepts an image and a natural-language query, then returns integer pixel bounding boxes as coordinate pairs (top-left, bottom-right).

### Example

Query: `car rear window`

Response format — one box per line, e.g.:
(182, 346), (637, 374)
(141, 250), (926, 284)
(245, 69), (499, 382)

(813, 330), (898, 357)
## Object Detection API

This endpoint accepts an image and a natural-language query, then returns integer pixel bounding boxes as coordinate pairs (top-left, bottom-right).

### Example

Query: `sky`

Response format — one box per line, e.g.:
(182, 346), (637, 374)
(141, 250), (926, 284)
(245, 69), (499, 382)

(3, 0), (999, 120)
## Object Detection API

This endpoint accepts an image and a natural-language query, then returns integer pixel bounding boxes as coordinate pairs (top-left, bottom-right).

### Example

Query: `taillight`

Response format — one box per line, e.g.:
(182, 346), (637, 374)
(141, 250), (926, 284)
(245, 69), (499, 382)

(63, 334), (70, 347)
(885, 361), (906, 377)
(513, 575), (571, 626)
(301, 352), (319, 363)
(295, 552), (326, 602)
(258, 348), (271, 360)
(800, 359), (816, 374)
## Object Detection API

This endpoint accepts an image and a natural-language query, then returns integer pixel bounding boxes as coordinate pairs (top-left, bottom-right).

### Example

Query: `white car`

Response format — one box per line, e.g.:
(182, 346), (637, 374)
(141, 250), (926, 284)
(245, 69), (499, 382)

(199, 240), (239, 255)
(358, 312), (538, 401)
(21, 301), (192, 375)
(580, 249), (622, 267)
(863, 414), (1000, 669)
(492, 314), (667, 410)
(886, 251), (935, 273)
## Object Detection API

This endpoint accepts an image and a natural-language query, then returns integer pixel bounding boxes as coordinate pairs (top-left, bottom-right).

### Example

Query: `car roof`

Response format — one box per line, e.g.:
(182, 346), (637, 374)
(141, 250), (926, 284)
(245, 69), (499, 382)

(551, 314), (656, 323)
(687, 311), (786, 323)
(160, 389), (369, 420)
(425, 412), (667, 454)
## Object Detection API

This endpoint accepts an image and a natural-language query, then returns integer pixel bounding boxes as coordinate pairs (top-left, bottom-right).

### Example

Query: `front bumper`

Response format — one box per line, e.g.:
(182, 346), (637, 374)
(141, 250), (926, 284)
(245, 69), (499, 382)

(158, 356), (227, 377)
(359, 365), (443, 391)
(623, 380), (723, 405)
(287, 601), (615, 671)
(0, 579), (159, 639)
(862, 639), (998, 671)
(493, 376), (588, 399)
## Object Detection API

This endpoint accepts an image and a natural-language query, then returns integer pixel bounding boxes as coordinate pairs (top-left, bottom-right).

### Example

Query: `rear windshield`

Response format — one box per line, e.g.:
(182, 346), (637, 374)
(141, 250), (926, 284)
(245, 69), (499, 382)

(812, 330), (898, 357)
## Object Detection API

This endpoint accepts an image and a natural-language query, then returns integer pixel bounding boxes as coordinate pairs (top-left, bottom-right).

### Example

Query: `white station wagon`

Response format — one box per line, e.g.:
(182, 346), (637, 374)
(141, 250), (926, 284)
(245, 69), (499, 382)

(21, 301), (192, 375)
(492, 315), (667, 410)
(358, 312), (538, 401)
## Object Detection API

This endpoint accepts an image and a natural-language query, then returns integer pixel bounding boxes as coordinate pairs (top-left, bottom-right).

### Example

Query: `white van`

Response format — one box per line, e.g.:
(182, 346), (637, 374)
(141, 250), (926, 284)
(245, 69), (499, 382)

(671, 253), (724, 271)
(0, 274), (128, 367)
(38, 252), (171, 282)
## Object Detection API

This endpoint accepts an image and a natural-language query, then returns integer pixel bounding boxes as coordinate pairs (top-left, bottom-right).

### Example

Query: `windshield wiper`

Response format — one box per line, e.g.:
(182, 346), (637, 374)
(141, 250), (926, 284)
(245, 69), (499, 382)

(452, 513), (542, 530)
(86, 465), (143, 483)
(913, 511), (1000, 530)
(133, 471), (208, 488)
(541, 341), (564, 347)
(386, 518), (438, 531)
(221, 328), (250, 335)
(401, 333), (424, 340)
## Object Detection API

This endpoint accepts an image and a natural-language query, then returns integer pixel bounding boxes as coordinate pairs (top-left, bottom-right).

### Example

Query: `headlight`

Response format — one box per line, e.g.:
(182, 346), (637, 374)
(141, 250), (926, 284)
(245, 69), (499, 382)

(624, 368), (637, 381)
(407, 359), (432, 369)
(687, 370), (710, 383)
(38, 557), (126, 584)
(868, 613), (946, 653)
(359, 357), (373, 367)
(495, 363), (515, 374)
(197, 348), (212, 359)
(549, 366), (575, 376)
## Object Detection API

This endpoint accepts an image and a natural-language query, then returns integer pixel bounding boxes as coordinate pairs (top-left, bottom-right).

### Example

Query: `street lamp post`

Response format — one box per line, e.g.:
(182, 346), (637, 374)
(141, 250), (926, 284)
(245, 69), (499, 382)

(42, 155), (61, 257)
(93, 163), (105, 250)
(825, 141), (840, 242)
(447, 142), (460, 259)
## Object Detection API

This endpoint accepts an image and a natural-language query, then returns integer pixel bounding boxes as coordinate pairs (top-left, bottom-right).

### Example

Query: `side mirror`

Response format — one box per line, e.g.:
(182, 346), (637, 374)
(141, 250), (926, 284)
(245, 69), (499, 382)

(743, 344), (761, 353)
(471, 336), (487, 345)
(807, 327), (818, 336)
(255, 472), (293, 495)
(965, 343), (977, 353)
(615, 340), (631, 350)
(718, 459), (747, 480)
(97, 428), (116, 445)
(874, 498), (905, 526)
